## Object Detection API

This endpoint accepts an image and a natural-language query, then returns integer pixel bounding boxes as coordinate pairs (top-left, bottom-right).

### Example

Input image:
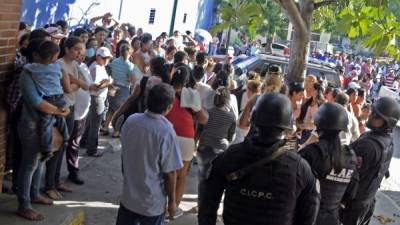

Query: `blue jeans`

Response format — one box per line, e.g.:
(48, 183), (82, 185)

(40, 95), (69, 152)
(208, 46), (217, 56)
(116, 204), (165, 225)
(82, 96), (106, 154)
(45, 106), (75, 189)
(17, 118), (44, 210)
(108, 84), (130, 112)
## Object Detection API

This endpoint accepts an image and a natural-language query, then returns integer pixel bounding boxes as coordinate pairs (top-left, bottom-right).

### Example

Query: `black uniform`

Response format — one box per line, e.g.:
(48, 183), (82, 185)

(340, 130), (392, 225)
(300, 139), (357, 225)
(198, 137), (320, 225)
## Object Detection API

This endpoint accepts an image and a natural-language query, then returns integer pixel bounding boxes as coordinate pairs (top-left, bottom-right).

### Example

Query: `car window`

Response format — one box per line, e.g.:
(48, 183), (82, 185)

(235, 55), (339, 87)
(271, 44), (286, 50)
(307, 68), (339, 87)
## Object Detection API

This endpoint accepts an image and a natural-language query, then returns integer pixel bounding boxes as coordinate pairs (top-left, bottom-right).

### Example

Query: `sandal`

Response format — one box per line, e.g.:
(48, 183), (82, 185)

(16, 208), (44, 221)
(56, 183), (73, 192)
(46, 189), (63, 200)
(31, 195), (53, 205)
(111, 132), (120, 138)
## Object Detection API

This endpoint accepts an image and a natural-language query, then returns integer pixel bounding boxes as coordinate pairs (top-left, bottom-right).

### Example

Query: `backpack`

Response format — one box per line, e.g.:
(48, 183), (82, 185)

(114, 76), (149, 132)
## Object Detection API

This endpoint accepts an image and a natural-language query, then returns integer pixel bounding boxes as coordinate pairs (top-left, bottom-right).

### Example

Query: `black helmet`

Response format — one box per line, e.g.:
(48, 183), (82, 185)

(372, 97), (400, 128)
(252, 93), (292, 129)
(314, 102), (348, 131)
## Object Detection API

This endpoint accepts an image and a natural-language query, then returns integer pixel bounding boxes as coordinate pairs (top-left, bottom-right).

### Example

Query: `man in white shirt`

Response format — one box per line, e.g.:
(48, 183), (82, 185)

(82, 47), (113, 157)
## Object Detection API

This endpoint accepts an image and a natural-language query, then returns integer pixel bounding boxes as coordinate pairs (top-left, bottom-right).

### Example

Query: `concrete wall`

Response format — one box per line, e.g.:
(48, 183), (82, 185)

(0, 0), (22, 192)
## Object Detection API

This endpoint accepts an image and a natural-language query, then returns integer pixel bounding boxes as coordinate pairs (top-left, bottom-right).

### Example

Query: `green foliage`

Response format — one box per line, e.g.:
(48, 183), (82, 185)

(211, 0), (264, 39)
(249, 0), (288, 40)
(337, 0), (400, 60)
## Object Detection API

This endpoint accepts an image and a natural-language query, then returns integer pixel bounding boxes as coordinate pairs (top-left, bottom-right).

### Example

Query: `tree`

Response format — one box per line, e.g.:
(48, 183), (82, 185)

(337, 0), (400, 60)
(211, 0), (264, 48)
(250, 0), (289, 41)
(273, 0), (338, 83)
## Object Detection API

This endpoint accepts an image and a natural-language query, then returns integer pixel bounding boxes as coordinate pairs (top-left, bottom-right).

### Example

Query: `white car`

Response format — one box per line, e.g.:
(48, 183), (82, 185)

(271, 43), (289, 57)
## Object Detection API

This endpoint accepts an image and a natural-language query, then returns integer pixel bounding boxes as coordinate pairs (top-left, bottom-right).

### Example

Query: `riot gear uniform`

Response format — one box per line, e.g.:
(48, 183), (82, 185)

(198, 93), (319, 225)
(340, 130), (393, 225)
(371, 96), (400, 129)
(340, 97), (400, 225)
(314, 102), (349, 131)
(198, 138), (320, 225)
(300, 102), (357, 225)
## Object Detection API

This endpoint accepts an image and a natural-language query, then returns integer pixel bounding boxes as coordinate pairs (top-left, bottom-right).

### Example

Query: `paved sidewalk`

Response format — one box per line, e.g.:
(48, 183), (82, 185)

(1, 135), (400, 225)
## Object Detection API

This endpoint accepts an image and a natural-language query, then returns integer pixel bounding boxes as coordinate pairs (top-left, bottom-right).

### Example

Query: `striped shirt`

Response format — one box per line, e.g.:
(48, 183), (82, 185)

(199, 107), (236, 150)
(385, 74), (395, 87)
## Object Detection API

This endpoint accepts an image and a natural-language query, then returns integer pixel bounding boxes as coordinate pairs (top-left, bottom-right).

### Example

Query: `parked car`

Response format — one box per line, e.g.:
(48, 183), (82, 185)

(271, 43), (289, 57)
(233, 54), (341, 87)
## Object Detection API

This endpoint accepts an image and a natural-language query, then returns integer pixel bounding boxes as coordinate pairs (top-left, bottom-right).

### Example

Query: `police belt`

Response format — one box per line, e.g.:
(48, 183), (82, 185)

(225, 140), (288, 182)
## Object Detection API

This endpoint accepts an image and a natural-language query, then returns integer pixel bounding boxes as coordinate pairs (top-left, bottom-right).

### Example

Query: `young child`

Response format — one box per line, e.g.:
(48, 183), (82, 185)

(24, 40), (70, 160)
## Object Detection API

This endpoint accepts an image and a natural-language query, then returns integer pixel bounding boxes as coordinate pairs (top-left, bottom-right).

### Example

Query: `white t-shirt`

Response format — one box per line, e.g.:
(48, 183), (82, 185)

(196, 82), (213, 107)
(74, 63), (93, 120)
(58, 58), (81, 107)
(89, 61), (112, 98)
(339, 111), (360, 145)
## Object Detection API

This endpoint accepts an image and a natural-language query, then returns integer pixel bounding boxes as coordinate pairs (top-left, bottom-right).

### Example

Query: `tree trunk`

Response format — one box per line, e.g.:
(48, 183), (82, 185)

(284, 0), (314, 83)
(226, 26), (232, 48)
(286, 30), (309, 83)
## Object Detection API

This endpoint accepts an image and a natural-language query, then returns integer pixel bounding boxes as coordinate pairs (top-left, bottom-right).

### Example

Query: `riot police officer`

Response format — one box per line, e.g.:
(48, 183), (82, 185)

(198, 93), (320, 225)
(299, 102), (357, 225)
(340, 97), (400, 225)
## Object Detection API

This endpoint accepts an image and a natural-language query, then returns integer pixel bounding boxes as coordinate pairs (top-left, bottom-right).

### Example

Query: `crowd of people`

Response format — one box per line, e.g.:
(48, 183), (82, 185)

(310, 50), (400, 98)
(3, 12), (400, 225)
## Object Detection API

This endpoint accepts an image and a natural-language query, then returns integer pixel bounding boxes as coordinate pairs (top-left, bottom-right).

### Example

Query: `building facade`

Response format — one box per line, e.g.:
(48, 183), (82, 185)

(20, 0), (217, 37)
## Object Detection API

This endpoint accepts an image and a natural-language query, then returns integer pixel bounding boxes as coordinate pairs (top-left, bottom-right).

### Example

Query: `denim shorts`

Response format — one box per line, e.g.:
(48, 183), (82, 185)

(108, 84), (130, 112)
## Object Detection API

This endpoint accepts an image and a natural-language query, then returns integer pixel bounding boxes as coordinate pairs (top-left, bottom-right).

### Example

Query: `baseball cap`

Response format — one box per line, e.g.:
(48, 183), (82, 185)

(45, 27), (66, 39)
(96, 47), (113, 58)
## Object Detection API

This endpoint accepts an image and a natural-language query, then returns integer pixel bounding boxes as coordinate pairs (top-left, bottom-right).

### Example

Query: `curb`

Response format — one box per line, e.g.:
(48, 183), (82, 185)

(378, 191), (400, 211)
(65, 210), (85, 225)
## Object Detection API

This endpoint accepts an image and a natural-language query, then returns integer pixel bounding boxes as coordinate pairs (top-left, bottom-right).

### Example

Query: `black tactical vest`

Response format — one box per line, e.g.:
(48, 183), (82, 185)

(222, 143), (302, 225)
(310, 141), (357, 225)
(352, 131), (392, 202)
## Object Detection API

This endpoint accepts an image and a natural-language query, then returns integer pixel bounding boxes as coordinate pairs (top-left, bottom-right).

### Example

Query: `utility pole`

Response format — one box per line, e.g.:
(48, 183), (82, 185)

(169, 0), (179, 36)
(118, 0), (124, 20)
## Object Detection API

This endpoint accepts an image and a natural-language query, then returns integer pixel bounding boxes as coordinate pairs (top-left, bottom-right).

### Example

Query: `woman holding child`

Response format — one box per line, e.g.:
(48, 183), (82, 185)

(17, 37), (72, 220)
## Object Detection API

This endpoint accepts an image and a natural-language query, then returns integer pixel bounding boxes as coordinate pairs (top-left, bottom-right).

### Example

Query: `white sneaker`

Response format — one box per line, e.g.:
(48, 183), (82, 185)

(173, 207), (184, 219)
(164, 207), (184, 223)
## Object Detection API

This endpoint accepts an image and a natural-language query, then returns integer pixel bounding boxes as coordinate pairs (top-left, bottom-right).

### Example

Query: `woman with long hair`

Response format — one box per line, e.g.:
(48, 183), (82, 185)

(166, 66), (208, 218)
(300, 103), (357, 225)
(297, 82), (325, 146)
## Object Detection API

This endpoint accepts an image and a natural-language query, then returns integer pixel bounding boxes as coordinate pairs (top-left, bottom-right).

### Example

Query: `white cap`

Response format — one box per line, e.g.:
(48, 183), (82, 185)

(96, 47), (113, 58)
(45, 27), (66, 39)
